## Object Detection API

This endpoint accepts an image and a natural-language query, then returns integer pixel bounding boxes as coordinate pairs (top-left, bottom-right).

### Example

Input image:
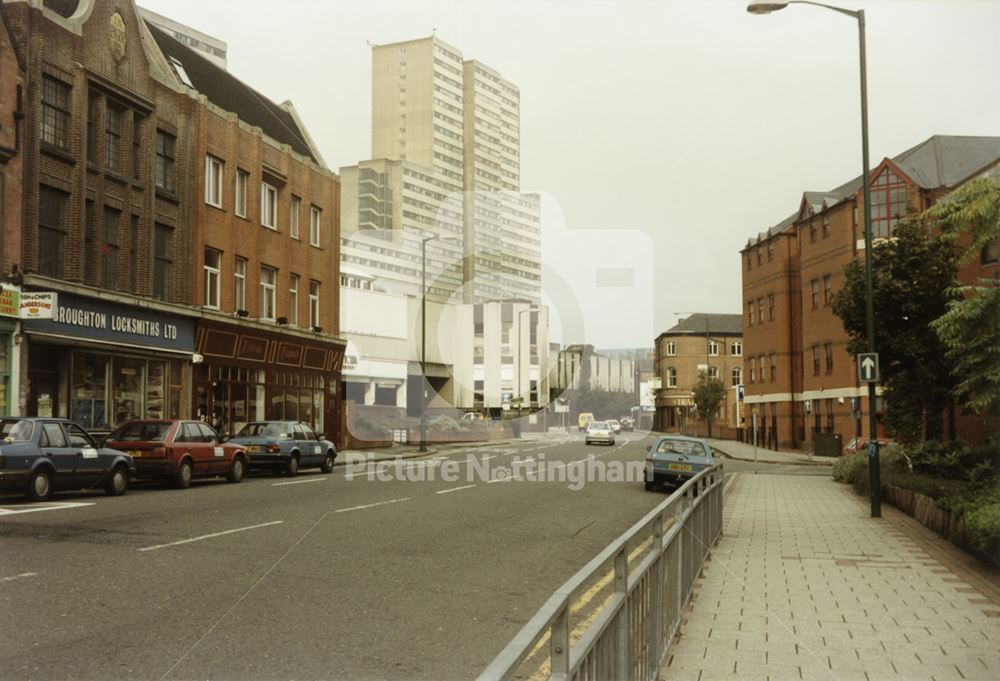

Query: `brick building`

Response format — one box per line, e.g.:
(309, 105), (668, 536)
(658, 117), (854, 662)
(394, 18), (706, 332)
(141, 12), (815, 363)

(742, 135), (1000, 449)
(2, 0), (344, 441)
(654, 314), (743, 439)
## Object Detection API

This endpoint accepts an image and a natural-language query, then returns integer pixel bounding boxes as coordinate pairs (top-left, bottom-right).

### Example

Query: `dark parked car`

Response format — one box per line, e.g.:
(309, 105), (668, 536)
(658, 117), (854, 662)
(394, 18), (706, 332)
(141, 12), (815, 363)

(644, 435), (715, 491)
(105, 420), (248, 489)
(0, 417), (134, 502)
(229, 421), (336, 476)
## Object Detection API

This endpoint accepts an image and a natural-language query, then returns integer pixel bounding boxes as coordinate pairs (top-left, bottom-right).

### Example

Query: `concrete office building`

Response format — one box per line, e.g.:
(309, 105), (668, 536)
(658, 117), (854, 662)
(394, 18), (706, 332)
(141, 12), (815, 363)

(138, 7), (227, 69)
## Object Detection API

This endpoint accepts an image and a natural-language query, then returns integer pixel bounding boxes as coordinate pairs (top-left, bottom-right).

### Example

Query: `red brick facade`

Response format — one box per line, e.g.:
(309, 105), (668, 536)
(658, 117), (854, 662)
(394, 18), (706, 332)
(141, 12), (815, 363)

(0, 7), (25, 277)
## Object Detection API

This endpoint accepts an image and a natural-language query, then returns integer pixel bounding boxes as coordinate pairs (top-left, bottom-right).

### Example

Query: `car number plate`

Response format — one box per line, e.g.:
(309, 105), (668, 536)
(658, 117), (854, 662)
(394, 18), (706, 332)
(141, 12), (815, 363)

(667, 463), (692, 472)
(248, 445), (261, 453)
(129, 450), (142, 458)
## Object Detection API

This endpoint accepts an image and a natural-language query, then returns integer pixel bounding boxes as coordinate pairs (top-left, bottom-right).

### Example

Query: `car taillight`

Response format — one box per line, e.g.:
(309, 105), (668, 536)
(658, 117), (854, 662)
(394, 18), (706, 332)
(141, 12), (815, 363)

(153, 447), (166, 457)
(266, 445), (281, 453)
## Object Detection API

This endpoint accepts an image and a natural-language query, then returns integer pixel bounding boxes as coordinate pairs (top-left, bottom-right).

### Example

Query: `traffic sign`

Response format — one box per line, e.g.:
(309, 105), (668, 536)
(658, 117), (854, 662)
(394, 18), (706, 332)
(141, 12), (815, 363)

(857, 353), (879, 383)
(867, 440), (878, 459)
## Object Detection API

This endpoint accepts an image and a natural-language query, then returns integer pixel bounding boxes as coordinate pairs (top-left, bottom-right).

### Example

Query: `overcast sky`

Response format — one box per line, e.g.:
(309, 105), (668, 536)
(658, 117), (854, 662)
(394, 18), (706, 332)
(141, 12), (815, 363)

(139, 0), (1000, 349)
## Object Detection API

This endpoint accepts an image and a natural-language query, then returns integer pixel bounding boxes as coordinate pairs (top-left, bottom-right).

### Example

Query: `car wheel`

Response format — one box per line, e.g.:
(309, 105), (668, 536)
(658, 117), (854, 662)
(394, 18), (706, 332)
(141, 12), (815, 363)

(26, 469), (53, 502)
(645, 480), (656, 492)
(227, 456), (245, 483)
(105, 465), (129, 496)
(321, 453), (335, 474)
(285, 455), (299, 477)
(174, 459), (193, 489)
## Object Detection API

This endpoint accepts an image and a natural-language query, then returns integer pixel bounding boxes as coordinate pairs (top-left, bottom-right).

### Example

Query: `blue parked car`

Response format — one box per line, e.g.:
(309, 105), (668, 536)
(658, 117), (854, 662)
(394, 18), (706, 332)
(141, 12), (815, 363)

(644, 435), (715, 491)
(229, 421), (336, 476)
(0, 417), (135, 501)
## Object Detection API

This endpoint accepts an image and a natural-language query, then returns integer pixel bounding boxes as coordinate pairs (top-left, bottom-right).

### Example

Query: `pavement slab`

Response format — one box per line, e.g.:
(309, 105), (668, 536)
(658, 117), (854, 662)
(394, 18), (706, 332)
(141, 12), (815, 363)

(661, 473), (1000, 680)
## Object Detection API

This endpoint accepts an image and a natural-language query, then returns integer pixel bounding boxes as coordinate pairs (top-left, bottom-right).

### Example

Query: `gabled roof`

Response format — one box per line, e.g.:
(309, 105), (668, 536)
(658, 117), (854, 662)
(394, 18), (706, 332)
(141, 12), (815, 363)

(657, 313), (743, 339)
(145, 22), (319, 165)
(745, 135), (1000, 248)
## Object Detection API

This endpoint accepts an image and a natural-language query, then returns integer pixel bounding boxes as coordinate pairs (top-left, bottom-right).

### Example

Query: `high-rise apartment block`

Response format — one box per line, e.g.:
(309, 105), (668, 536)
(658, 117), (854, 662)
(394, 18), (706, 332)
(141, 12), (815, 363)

(341, 36), (540, 304)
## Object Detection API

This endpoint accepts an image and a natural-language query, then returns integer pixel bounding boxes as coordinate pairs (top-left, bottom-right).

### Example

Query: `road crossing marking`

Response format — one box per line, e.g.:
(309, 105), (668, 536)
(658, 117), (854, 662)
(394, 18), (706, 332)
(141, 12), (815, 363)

(138, 521), (285, 552)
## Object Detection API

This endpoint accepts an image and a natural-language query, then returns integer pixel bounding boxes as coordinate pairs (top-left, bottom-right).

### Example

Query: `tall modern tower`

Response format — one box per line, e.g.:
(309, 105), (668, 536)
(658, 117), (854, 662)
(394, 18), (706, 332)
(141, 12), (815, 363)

(342, 35), (540, 304)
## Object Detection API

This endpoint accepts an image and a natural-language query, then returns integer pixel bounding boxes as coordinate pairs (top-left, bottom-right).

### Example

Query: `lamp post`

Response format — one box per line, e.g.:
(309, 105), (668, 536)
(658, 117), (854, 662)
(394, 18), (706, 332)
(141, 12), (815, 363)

(419, 233), (461, 453)
(747, 0), (880, 517)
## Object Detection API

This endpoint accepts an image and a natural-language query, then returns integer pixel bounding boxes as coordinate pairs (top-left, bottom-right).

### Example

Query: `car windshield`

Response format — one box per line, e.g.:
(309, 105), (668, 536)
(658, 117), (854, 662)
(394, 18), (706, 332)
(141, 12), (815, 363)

(589, 421), (609, 429)
(655, 440), (710, 458)
(0, 419), (34, 442)
(237, 422), (289, 438)
(109, 421), (171, 442)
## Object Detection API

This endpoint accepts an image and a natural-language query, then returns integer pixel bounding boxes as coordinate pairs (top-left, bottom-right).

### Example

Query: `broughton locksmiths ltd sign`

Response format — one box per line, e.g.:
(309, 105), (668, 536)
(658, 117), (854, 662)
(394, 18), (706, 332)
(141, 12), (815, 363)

(22, 292), (195, 352)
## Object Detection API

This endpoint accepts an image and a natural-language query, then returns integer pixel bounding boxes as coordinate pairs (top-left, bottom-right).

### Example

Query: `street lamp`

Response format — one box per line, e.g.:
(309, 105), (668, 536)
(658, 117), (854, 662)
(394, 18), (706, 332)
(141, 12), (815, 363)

(419, 233), (461, 453)
(747, 0), (880, 517)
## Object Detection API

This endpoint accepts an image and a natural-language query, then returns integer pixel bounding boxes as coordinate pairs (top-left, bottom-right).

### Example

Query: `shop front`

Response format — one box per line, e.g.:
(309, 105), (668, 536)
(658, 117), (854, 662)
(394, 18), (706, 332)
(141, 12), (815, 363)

(194, 319), (345, 443)
(20, 292), (197, 432)
(0, 286), (20, 415)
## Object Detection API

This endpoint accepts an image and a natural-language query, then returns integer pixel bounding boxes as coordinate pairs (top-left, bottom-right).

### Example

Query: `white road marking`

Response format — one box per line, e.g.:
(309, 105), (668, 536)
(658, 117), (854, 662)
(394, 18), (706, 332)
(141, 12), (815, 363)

(435, 484), (477, 495)
(334, 497), (411, 513)
(138, 521), (284, 552)
(272, 477), (329, 486)
(1, 572), (38, 583)
(0, 501), (95, 516)
(487, 475), (524, 484)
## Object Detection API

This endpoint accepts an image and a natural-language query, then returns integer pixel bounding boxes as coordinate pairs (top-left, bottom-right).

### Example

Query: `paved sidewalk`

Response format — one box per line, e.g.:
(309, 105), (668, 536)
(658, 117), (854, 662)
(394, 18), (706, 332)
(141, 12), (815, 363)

(706, 438), (834, 466)
(662, 474), (1000, 681)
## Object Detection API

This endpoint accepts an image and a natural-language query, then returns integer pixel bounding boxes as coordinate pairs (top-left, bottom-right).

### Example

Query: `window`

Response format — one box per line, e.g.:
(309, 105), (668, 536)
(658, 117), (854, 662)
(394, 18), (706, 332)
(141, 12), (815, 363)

(825, 343), (834, 373)
(666, 367), (677, 388)
(981, 238), (999, 264)
(756, 247), (763, 265)
(759, 355), (765, 382)
(731, 341), (742, 356)
(747, 251), (752, 270)
(234, 257), (247, 312)
(261, 182), (278, 229)
(102, 208), (120, 290)
(204, 248), (221, 309)
(87, 92), (98, 159)
(235, 170), (249, 218)
(809, 220), (817, 243)
(155, 131), (176, 192)
(290, 196), (301, 239)
(708, 340), (719, 356)
(810, 279), (820, 308)
(41, 75), (70, 148)
(38, 186), (68, 277)
(823, 214), (830, 238)
(823, 274), (833, 305)
(757, 297), (764, 324)
(747, 300), (754, 327)
(205, 156), (223, 207)
(767, 241), (774, 261)
(666, 341), (676, 356)
(731, 367), (742, 386)
(768, 294), (775, 321)
(105, 105), (123, 172)
(153, 224), (172, 301)
(749, 357), (756, 383)
(260, 266), (277, 320)
(128, 214), (139, 294)
(310, 206), (322, 246)
(770, 353), (777, 380)
(707, 366), (719, 380)
(871, 168), (908, 238)
(308, 281), (320, 328)
(131, 112), (143, 180)
(826, 398), (835, 432)
(289, 274), (299, 326)
(812, 345), (820, 375)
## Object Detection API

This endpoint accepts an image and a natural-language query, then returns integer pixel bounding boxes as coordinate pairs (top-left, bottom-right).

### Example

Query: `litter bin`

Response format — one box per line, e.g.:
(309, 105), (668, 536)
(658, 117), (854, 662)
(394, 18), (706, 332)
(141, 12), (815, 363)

(813, 432), (843, 457)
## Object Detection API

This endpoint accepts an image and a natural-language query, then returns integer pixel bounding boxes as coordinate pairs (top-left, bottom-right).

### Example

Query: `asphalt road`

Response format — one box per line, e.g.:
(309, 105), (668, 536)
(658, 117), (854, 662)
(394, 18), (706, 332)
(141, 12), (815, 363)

(0, 431), (684, 681)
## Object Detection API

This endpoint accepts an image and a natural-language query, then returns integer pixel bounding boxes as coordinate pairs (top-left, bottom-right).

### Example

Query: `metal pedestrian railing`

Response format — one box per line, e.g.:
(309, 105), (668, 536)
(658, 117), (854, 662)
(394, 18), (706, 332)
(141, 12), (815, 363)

(478, 464), (724, 681)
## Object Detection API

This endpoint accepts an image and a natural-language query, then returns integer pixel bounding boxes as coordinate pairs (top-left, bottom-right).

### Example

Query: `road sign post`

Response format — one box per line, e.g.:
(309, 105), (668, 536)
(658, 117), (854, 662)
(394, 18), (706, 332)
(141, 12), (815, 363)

(857, 352), (881, 517)
(857, 353), (879, 383)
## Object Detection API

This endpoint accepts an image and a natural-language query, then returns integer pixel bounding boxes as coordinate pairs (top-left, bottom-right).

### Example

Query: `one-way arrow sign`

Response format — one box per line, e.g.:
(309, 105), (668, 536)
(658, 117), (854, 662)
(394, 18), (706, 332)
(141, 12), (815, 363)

(858, 353), (879, 383)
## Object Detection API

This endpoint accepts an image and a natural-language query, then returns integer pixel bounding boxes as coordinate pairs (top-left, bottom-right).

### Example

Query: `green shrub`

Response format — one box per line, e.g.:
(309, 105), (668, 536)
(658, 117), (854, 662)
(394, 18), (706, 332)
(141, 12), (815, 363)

(833, 452), (867, 484)
(428, 415), (460, 432)
(906, 439), (1000, 482)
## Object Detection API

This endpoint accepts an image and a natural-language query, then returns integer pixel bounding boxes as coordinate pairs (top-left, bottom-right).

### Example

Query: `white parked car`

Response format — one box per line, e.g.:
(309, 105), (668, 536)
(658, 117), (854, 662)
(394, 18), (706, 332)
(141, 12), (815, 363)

(585, 421), (615, 446)
(607, 419), (622, 434)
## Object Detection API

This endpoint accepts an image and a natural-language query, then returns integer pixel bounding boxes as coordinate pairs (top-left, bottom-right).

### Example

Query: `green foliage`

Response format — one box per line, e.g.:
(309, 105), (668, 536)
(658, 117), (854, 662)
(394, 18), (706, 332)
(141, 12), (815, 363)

(692, 371), (726, 436)
(831, 219), (962, 441)
(959, 486), (1000, 552)
(428, 415), (460, 432)
(927, 176), (1000, 261)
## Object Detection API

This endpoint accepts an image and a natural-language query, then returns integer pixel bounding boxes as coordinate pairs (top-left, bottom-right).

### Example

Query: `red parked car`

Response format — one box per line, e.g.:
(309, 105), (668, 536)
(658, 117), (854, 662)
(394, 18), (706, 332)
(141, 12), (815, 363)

(105, 420), (248, 489)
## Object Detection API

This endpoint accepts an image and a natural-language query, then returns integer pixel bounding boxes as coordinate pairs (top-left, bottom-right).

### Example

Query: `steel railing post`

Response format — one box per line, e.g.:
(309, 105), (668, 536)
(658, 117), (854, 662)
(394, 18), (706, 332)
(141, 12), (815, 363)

(614, 546), (629, 680)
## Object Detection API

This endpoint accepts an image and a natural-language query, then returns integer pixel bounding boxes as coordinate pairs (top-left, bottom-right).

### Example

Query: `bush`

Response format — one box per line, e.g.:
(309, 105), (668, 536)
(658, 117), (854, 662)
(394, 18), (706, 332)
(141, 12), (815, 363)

(906, 439), (1000, 482)
(428, 415), (460, 432)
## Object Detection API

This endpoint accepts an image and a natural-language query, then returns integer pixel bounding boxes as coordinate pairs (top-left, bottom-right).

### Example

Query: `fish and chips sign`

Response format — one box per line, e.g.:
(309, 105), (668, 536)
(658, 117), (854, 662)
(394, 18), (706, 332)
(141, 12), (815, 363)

(19, 292), (58, 320)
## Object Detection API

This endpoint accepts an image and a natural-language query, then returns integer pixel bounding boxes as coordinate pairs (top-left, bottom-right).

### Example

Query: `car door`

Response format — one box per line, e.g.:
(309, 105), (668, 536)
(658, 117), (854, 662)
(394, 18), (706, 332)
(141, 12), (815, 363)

(38, 421), (77, 488)
(197, 422), (227, 474)
(300, 424), (323, 465)
(179, 422), (212, 477)
(64, 422), (104, 487)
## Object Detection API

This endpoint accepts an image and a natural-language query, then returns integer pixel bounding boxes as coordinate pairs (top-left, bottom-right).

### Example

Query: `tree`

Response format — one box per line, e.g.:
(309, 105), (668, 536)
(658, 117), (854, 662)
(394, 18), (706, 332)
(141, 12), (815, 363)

(831, 219), (962, 442)
(692, 371), (725, 438)
(928, 176), (1000, 424)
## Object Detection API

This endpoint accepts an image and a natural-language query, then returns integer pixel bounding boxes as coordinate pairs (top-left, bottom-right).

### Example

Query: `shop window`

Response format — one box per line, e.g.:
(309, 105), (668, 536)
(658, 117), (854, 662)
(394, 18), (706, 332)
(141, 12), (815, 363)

(112, 357), (145, 426)
(70, 353), (109, 429)
(38, 186), (68, 278)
